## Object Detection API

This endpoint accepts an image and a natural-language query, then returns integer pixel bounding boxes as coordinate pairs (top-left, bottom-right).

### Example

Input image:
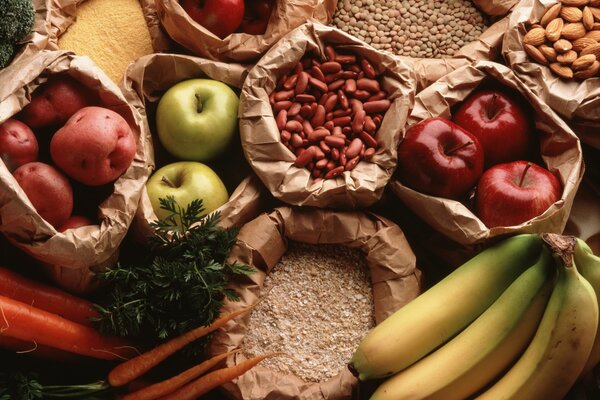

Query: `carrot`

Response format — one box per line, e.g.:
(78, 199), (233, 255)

(108, 303), (258, 387)
(0, 334), (85, 362)
(0, 294), (137, 360)
(159, 352), (287, 400)
(0, 267), (99, 326)
(122, 349), (241, 400)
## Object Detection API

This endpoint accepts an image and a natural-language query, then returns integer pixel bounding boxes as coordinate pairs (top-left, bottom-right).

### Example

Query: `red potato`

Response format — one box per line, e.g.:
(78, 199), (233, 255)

(18, 75), (94, 129)
(0, 119), (39, 171)
(12, 161), (73, 229)
(50, 106), (136, 186)
(58, 215), (94, 232)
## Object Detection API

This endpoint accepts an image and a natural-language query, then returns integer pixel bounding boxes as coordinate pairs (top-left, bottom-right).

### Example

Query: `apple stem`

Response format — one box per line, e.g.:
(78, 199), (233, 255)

(487, 93), (498, 120)
(518, 162), (533, 187)
(445, 140), (474, 155)
(161, 175), (176, 188)
(195, 93), (203, 113)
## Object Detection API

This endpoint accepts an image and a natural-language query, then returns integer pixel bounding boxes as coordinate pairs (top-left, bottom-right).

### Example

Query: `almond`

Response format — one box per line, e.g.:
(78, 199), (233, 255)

(572, 53), (597, 70)
(574, 60), (600, 78)
(525, 44), (549, 64)
(561, 0), (589, 6)
(585, 30), (600, 41)
(590, 7), (600, 20)
(581, 42), (600, 58)
(561, 6), (583, 22)
(550, 62), (574, 79)
(572, 37), (598, 51)
(561, 22), (587, 39)
(594, 22), (600, 28)
(557, 49), (578, 63)
(541, 4), (562, 26)
(524, 27), (548, 45)
(554, 38), (574, 52)
(545, 18), (564, 41)
(591, 0), (600, 7)
(583, 6), (595, 29)
(540, 44), (559, 61)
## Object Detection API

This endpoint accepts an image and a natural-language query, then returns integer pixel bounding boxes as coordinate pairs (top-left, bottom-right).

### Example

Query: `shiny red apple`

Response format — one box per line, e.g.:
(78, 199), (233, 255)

(396, 117), (484, 200)
(181, 0), (245, 39)
(238, 0), (275, 35)
(475, 160), (562, 228)
(452, 90), (533, 168)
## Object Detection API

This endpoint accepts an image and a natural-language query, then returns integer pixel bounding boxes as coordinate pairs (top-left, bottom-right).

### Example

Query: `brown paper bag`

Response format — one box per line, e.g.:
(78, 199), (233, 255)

(155, 0), (337, 63)
(239, 21), (416, 209)
(120, 52), (262, 239)
(502, 0), (600, 150)
(0, 50), (150, 293)
(408, 0), (519, 91)
(207, 206), (422, 400)
(389, 60), (584, 246)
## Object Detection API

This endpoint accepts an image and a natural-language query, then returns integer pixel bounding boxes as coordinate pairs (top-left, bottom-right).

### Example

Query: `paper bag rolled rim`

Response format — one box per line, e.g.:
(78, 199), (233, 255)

(239, 21), (415, 209)
(155, 0), (337, 62)
(0, 50), (150, 270)
(390, 60), (584, 246)
(207, 206), (422, 400)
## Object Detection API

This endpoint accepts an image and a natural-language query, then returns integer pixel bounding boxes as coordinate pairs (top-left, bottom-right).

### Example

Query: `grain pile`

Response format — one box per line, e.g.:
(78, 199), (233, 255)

(58, 0), (154, 83)
(242, 241), (374, 383)
(332, 0), (489, 58)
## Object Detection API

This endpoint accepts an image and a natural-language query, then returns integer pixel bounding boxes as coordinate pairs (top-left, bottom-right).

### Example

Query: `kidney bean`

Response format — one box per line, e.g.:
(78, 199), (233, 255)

(368, 91), (387, 102)
(294, 146), (315, 167)
(356, 78), (380, 93)
(341, 70), (358, 79)
(283, 74), (298, 90)
(352, 109), (366, 134)
(324, 166), (344, 179)
(313, 146), (325, 160)
(328, 79), (345, 91)
(373, 114), (383, 128)
(359, 131), (378, 148)
(325, 45), (336, 62)
(352, 90), (371, 101)
(324, 135), (345, 148)
(310, 66), (326, 82)
(290, 133), (303, 148)
(331, 147), (340, 160)
(332, 126), (343, 136)
(324, 120), (335, 131)
(310, 105), (326, 127)
(364, 147), (376, 159)
(361, 58), (376, 79)
(310, 77), (328, 92)
(348, 64), (361, 73)
(312, 168), (323, 178)
(320, 61), (342, 74)
(346, 138), (363, 159)
(338, 90), (349, 109)
(339, 151), (347, 167)
(287, 102), (302, 117)
(349, 98), (363, 113)
(294, 71), (309, 94)
(274, 101), (293, 112)
(276, 109), (287, 130)
(345, 156), (361, 171)
(280, 129), (291, 143)
(307, 127), (329, 142)
(319, 140), (331, 153)
(275, 89), (295, 101)
(332, 116), (352, 127)
(316, 158), (329, 169)
(332, 108), (352, 118)
(286, 120), (303, 132)
(324, 94), (339, 112)
(302, 120), (314, 135)
(269, 91), (276, 105)
(325, 71), (344, 83)
(326, 111), (333, 121)
(296, 94), (316, 103)
(292, 115), (304, 123)
(343, 79), (356, 94)
(335, 54), (356, 64)
(294, 62), (304, 74)
(363, 99), (391, 113)
(318, 92), (330, 106)
(342, 126), (352, 136)
(299, 104), (313, 118)
(364, 115), (376, 133)
(326, 160), (337, 171)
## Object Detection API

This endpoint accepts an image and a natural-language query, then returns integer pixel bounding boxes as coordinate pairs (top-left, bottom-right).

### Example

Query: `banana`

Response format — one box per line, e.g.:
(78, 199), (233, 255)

(369, 246), (554, 400)
(574, 238), (600, 375)
(350, 233), (543, 380)
(476, 234), (599, 400)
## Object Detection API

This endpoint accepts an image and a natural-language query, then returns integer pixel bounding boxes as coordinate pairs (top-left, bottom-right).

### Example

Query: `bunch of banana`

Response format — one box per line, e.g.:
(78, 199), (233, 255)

(350, 233), (600, 400)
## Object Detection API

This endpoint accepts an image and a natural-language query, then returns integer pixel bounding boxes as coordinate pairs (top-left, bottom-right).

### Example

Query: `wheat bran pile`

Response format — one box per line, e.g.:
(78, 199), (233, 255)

(58, 0), (153, 83)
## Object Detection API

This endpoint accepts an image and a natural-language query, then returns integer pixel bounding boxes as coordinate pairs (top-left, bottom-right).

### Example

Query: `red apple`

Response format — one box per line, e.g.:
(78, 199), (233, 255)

(181, 0), (245, 39)
(396, 117), (484, 200)
(475, 160), (562, 228)
(18, 75), (94, 129)
(0, 119), (38, 171)
(13, 162), (73, 229)
(57, 215), (94, 232)
(50, 106), (137, 186)
(238, 0), (275, 35)
(452, 89), (533, 168)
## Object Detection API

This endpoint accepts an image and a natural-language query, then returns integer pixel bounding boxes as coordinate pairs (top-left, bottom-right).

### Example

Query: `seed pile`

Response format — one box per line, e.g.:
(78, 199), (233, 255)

(332, 0), (489, 58)
(242, 242), (374, 383)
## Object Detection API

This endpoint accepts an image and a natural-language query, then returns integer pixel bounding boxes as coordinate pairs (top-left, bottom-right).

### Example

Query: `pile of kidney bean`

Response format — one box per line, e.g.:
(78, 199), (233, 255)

(269, 45), (391, 180)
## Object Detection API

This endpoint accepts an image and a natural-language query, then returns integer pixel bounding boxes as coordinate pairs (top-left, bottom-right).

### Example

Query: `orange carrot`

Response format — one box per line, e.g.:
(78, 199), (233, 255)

(159, 353), (286, 400)
(108, 303), (257, 387)
(0, 267), (99, 326)
(122, 349), (241, 400)
(0, 334), (85, 362)
(0, 294), (137, 360)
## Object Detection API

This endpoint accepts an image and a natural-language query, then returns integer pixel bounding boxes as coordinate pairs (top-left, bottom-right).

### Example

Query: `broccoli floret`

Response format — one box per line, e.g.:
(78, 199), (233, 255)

(0, 0), (35, 44)
(0, 42), (15, 69)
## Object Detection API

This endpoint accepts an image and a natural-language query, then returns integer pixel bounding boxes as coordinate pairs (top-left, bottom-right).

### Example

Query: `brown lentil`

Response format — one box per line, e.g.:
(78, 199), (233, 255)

(241, 241), (374, 383)
(332, 0), (489, 58)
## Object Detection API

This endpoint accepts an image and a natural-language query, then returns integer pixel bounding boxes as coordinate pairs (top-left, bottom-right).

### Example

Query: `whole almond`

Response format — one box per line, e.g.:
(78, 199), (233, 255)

(541, 3), (562, 26)
(540, 44), (559, 61)
(554, 38), (574, 52)
(572, 37), (598, 51)
(583, 6), (595, 29)
(585, 30), (600, 41)
(562, 22), (587, 39)
(525, 27), (548, 45)
(561, 0), (589, 6)
(525, 44), (549, 64)
(591, 0), (600, 8)
(581, 42), (600, 58)
(550, 62), (574, 78)
(557, 49), (578, 63)
(574, 60), (600, 78)
(572, 53), (597, 70)
(590, 7), (600, 20)
(561, 6), (583, 22)
(594, 22), (600, 28)
(545, 18), (564, 41)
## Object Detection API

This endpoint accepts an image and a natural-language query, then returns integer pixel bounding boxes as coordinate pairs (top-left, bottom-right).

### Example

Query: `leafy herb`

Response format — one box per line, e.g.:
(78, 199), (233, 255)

(0, 371), (111, 399)
(94, 196), (254, 349)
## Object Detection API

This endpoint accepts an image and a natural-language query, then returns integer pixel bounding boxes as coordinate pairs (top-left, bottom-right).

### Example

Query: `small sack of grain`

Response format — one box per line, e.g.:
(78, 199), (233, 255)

(239, 21), (416, 209)
(121, 53), (268, 240)
(503, 0), (600, 150)
(206, 206), (422, 400)
(389, 60), (583, 246)
(46, 0), (171, 84)
(0, 50), (150, 294)
(155, 0), (336, 63)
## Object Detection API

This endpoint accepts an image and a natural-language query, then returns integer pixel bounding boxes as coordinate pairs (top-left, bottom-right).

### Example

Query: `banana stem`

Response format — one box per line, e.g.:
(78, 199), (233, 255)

(542, 233), (577, 268)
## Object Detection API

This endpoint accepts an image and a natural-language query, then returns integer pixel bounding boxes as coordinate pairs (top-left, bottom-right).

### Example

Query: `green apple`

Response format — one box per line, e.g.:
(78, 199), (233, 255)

(146, 161), (229, 222)
(155, 78), (239, 162)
